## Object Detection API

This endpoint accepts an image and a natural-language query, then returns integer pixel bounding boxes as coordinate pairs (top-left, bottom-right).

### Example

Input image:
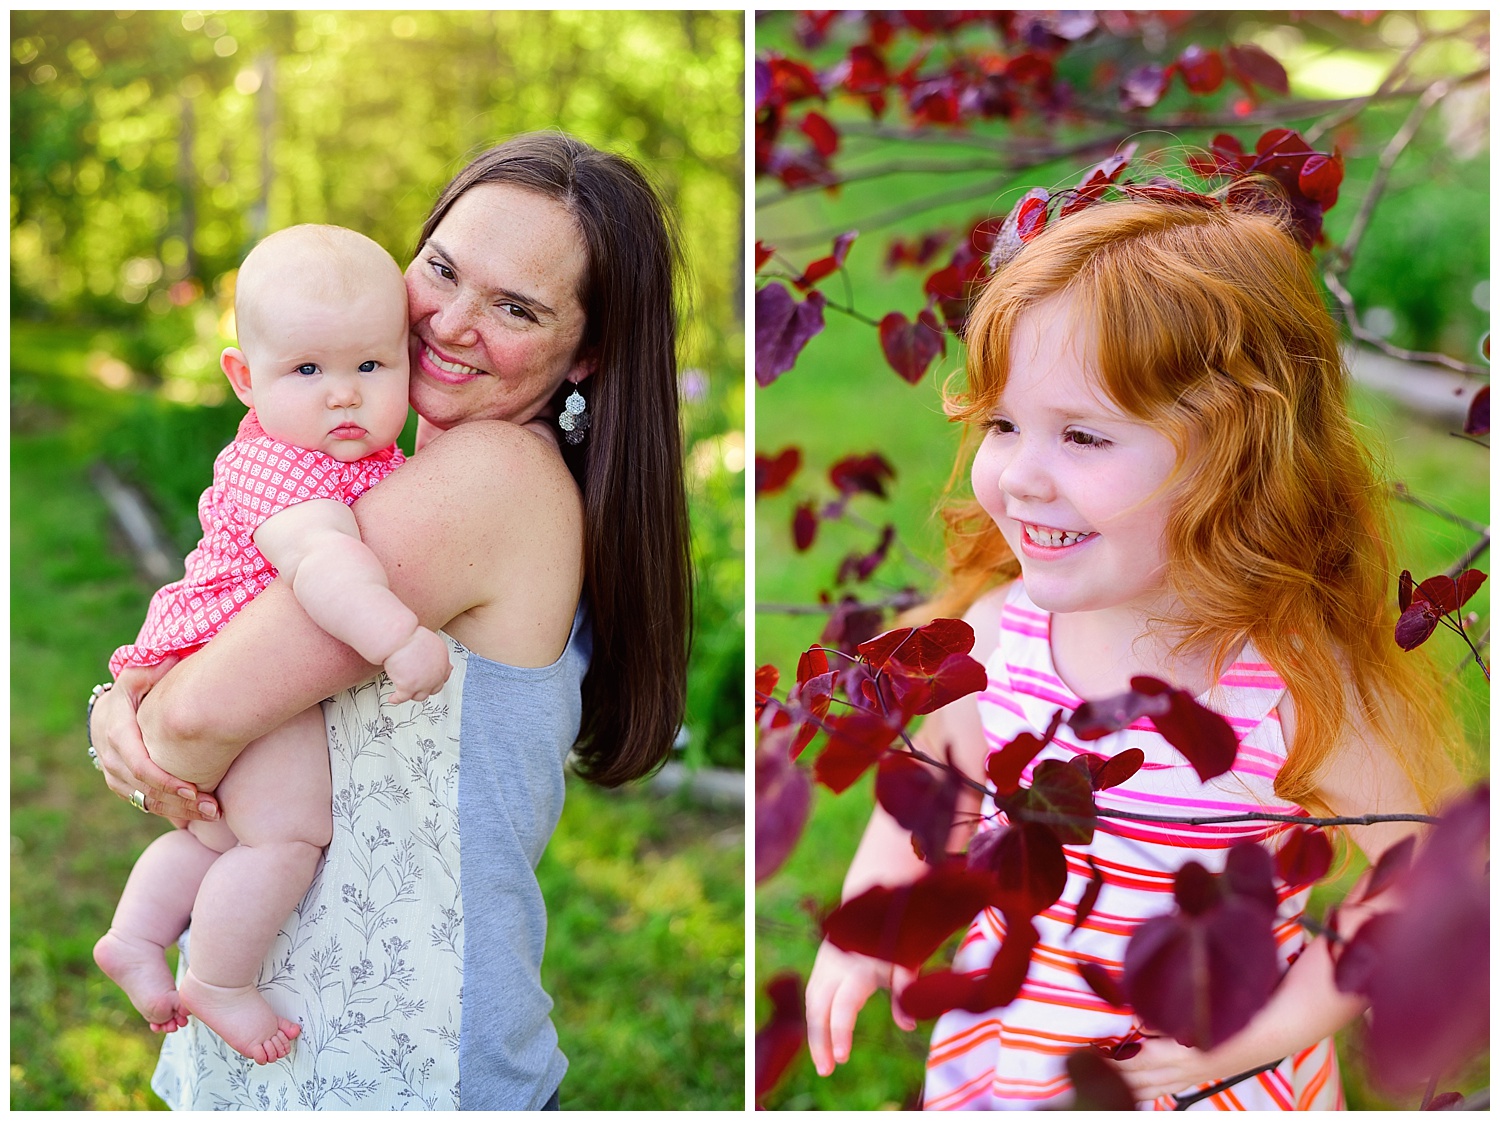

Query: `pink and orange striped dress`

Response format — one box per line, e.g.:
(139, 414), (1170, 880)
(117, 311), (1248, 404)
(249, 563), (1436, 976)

(923, 584), (1342, 1110)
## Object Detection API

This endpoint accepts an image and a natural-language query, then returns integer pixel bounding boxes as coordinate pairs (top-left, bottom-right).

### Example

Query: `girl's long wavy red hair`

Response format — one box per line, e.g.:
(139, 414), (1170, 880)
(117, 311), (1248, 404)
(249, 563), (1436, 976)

(929, 198), (1459, 814)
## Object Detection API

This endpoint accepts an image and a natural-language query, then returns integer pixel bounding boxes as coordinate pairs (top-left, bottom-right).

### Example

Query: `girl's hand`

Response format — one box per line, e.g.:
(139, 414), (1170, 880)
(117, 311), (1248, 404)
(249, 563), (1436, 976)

(804, 940), (917, 1077)
(1108, 1033), (1221, 1105)
(91, 659), (221, 822)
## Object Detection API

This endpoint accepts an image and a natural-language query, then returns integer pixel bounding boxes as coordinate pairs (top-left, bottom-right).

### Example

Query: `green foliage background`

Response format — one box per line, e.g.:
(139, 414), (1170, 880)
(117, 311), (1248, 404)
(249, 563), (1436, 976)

(753, 10), (1488, 1111)
(11, 10), (746, 1110)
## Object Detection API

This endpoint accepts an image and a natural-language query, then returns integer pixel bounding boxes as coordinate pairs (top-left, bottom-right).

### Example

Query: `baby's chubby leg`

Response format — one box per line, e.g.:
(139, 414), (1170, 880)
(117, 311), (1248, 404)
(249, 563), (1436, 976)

(176, 704), (332, 1065)
(94, 826), (223, 1032)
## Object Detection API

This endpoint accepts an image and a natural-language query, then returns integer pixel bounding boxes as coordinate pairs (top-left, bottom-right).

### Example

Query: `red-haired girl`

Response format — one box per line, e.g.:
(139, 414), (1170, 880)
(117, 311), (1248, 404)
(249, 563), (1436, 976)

(804, 194), (1460, 1109)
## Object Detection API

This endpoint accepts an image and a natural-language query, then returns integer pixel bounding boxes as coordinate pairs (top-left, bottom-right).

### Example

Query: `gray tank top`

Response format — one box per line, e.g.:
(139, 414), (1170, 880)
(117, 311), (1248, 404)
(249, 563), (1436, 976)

(456, 603), (590, 1109)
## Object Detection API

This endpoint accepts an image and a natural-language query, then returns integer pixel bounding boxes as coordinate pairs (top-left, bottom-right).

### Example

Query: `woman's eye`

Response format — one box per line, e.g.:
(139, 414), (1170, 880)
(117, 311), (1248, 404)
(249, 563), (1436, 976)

(295, 363), (318, 376)
(429, 258), (455, 282)
(498, 302), (533, 322)
(358, 360), (379, 372)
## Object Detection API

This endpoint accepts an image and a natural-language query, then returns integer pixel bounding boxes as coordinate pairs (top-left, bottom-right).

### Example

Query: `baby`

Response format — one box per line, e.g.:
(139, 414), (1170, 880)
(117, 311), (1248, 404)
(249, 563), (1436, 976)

(93, 225), (451, 1064)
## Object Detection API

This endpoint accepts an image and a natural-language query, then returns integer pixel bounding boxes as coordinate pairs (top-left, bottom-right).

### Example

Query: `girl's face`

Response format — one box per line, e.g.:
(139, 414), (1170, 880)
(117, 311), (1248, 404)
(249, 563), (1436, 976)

(404, 182), (593, 432)
(971, 293), (1181, 619)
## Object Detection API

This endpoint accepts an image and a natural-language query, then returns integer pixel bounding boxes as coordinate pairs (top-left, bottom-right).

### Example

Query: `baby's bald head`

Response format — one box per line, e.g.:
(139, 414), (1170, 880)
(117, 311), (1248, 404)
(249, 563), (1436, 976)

(234, 225), (407, 354)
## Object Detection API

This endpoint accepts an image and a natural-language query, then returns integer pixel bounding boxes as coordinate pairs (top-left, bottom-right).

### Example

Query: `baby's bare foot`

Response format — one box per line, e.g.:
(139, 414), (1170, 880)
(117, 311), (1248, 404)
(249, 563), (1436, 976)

(179, 970), (300, 1065)
(94, 929), (187, 1032)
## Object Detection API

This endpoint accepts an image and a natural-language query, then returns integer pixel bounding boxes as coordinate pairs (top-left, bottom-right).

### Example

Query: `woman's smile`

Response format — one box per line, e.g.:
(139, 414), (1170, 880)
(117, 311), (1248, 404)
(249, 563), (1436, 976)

(415, 340), (488, 385)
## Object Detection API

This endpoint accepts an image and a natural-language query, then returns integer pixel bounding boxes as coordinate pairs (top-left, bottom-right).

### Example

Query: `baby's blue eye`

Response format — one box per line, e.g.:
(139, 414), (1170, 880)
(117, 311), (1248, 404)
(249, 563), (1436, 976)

(296, 363), (318, 376)
(359, 360), (379, 372)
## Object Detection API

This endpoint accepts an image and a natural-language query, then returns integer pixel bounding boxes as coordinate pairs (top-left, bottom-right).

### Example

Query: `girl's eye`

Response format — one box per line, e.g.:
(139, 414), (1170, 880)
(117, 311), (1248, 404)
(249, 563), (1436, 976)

(358, 360), (379, 372)
(985, 416), (1017, 435)
(1065, 429), (1109, 448)
(295, 364), (318, 376)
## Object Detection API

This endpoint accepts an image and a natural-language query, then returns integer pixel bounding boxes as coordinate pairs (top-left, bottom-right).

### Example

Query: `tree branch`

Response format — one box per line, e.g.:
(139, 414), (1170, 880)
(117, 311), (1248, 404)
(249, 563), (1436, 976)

(1323, 271), (1489, 376)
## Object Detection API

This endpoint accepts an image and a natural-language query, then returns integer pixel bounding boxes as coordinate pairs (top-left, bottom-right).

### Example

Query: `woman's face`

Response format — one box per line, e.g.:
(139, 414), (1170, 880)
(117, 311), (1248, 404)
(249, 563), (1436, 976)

(405, 182), (592, 431)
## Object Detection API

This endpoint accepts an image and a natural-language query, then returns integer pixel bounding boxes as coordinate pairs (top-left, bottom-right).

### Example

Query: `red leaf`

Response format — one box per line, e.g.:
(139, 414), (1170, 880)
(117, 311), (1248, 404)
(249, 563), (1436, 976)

(829, 452), (896, 499)
(1173, 861), (1221, 916)
(754, 664), (779, 720)
(1274, 826), (1333, 890)
(886, 651), (989, 717)
(755, 972), (806, 1103)
(797, 644), (830, 685)
(754, 446), (802, 498)
(968, 822), (1068, 916)
(1224, 841), (1279, 914)
(755, 283), (827, 386)
(1416, 574), (1459, 615)
(1070, 856), (1106, 936)
(876, 752), (960, 863)
(795, 230), (859, 290)
(1124, 893), (1280, 1050)
(792, 502), (818, 551)
(1358, 834), (1415, 903)
(756, 730), (812, 882)
(1297, 151), (1344, 207)
(1226, 43), (1289, 95)
(1426, 1092), (1466, 1110)
(799, 109), (839, 158)
(1398, 568), (1414, 612)
(986, 731), (1047, 796)
(878, 310), (946, 385)
(1464, 384), (1489, 436)
(1019, 758), (1096, 845)
(1078, 960), (1129, 1008)
(1066, 1048), (1137, 1109)
(1455, 568), (1487, 608)
(1339, 786), (1489, 1092)
(1395, 602), (1440, 650)
(1089, 748), (1145, 791)
(824, 862), (1002, 970)
(989, 186), (1050, 269)
(898, 916), (1040, 1018)
(765, 55), (823, 106)
(1177, 45), (1225, 94)
(1069, 686), (1171, 740)
(859, 617), (976, 673)
(1132, 676), (1238, 781)
(754, 240), (774, 271)
(786, 668), (833, 758)
(812, 708), (900, 792)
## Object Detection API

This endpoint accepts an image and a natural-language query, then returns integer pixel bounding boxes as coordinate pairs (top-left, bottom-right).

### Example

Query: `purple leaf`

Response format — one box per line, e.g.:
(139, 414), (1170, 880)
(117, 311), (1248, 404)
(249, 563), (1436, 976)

(756, 729), (812, 882)
(755, 282), (826, 386)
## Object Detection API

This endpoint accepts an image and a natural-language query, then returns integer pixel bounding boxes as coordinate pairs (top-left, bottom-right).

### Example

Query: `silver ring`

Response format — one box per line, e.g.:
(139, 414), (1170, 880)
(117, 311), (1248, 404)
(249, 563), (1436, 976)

(88, 746), (103, 771)
(129, 789), (148, 813)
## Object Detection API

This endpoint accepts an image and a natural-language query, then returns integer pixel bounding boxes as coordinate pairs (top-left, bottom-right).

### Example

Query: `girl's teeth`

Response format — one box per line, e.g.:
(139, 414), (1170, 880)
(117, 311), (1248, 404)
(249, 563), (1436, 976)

(426, 346), (482, 376)
(1025, 525), (1092, 547)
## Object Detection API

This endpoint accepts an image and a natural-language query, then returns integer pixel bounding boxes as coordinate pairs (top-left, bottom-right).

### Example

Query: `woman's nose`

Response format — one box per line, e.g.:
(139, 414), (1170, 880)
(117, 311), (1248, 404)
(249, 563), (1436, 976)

(429, 290), (482, 348)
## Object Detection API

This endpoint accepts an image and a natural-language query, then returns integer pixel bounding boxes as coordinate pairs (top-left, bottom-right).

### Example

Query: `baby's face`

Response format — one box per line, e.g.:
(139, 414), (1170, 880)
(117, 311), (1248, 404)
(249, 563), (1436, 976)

(238, 280), (411, 461)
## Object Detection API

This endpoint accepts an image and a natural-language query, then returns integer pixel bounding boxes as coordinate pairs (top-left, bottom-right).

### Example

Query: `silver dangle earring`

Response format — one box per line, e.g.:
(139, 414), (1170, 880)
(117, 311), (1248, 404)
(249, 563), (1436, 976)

(558, 385), (591, 445)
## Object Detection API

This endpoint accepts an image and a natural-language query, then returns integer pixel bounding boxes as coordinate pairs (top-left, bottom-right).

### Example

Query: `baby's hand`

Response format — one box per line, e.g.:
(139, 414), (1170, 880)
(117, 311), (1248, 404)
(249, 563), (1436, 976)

(384, 627), (452, 704)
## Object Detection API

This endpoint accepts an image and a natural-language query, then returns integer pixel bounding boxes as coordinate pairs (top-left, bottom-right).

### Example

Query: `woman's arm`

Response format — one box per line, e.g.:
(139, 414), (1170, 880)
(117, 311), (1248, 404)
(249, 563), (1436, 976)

(94, 421), (583, 805)
(804, 584), (1007, 1076)
(1110, 695), (1425, 1102)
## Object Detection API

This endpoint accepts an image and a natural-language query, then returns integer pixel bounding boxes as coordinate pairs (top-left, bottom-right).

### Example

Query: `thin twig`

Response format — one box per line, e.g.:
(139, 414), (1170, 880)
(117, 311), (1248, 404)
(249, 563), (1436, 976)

(1323, 271), (1489, 376)
(1392, 485), (1489, 535)
(1333, 79), (1452, 272)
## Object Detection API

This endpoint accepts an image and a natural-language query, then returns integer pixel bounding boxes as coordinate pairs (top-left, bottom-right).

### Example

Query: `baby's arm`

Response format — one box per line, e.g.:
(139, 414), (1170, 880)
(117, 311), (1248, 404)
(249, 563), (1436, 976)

(253, 499), (451, 704)
(804, 586), (1005, 1076)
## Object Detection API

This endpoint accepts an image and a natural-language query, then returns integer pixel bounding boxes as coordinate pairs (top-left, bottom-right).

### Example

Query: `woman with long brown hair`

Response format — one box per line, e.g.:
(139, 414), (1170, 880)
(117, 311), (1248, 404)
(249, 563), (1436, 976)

(89, 132), (691, 1109)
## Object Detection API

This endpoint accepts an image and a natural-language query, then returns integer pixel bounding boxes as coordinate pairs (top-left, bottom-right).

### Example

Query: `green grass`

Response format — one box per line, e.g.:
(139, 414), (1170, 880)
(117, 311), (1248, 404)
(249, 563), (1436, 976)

(10, 333), (746, 1110)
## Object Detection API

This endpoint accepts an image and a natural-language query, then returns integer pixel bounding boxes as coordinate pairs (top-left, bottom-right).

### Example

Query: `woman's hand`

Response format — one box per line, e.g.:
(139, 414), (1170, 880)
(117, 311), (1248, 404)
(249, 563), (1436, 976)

(91, 659), (221, 822)
(804, 940), (917, 1077)
(1108, 1033), (1221, 1105)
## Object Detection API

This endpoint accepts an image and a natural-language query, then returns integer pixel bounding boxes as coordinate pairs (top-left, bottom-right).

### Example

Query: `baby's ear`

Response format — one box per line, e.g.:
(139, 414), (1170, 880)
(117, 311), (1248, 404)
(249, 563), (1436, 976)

(220, 348), (255, 408)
